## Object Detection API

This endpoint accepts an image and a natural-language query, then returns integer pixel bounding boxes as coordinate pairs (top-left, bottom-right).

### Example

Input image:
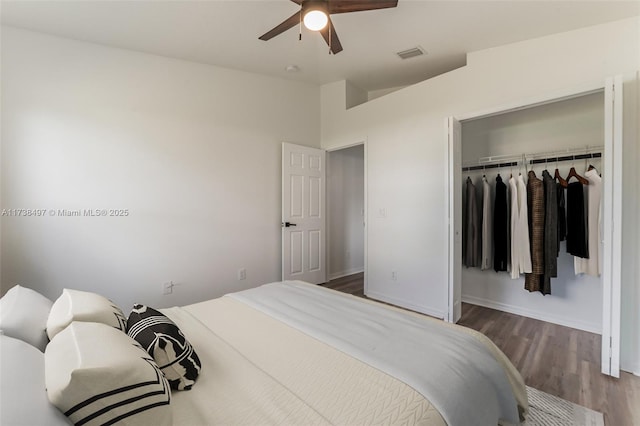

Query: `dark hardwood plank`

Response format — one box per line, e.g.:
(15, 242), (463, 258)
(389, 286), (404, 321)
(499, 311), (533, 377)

(322, 273), (640, 426)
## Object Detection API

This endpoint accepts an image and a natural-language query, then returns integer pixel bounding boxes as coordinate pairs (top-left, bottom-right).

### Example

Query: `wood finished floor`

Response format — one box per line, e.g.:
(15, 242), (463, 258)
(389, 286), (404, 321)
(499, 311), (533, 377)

(322, 273), (640, 426)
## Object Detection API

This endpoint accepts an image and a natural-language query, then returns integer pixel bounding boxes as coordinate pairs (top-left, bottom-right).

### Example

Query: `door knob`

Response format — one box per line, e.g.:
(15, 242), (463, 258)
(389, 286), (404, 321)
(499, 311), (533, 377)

(282, 222), (297, 227)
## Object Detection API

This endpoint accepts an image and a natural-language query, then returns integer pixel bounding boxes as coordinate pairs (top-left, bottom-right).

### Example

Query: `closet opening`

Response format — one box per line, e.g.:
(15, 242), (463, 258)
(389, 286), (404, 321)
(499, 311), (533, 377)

(461, 92), (604, 336)
(326, 144), (366, 285)
(447, 76), (623, 377)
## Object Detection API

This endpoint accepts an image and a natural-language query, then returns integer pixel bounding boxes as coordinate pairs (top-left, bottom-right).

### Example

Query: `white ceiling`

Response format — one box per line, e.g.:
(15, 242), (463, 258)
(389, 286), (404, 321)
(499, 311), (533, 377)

(1, 0), (638, 92)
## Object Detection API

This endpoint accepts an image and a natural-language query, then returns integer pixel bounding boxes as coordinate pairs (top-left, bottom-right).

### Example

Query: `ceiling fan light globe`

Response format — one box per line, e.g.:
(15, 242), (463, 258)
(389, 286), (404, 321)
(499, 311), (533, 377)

(303, 10), (328, 31)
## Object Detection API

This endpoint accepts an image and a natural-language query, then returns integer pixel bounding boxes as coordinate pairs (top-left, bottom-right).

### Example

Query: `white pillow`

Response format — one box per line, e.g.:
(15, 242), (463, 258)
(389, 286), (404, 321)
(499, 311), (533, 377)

(0, 335), (71, 425)
(45, 322), (172, 426)
(46, 288), (126, 340)
(0, 285), (52, 351)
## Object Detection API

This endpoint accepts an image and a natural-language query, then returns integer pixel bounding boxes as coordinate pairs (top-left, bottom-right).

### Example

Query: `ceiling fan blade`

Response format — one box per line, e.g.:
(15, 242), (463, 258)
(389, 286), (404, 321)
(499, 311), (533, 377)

(329, 0), (398, 14)
(320, 18), (343, 54)
(259, 11), (300, 41)
(289, 0), (303, 4)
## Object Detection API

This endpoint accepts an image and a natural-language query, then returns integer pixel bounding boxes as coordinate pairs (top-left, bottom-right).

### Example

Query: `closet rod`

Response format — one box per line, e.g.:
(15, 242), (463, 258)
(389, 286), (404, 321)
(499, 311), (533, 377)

(462, 161), (518, 172)
(529, 152), (601, 165)
(461, 146), (603, 172)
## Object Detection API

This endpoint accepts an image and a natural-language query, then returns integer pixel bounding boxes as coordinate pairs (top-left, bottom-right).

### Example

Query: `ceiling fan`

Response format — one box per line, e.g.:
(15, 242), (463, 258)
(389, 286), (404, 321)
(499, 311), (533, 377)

(259, 0), (399, 54)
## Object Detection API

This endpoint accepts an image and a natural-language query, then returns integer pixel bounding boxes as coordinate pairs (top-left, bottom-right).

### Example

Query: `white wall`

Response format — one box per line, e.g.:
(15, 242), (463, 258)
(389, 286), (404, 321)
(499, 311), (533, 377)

(328, 145), (364, 279)
(461, 93), (604, 334)
(0, 27), (321, 311)
(320, 17), (639, 371)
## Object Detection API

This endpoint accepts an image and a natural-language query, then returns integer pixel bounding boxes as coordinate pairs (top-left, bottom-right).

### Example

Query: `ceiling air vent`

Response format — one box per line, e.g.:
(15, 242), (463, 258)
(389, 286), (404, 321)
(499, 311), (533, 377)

(396, 46), (425, 60)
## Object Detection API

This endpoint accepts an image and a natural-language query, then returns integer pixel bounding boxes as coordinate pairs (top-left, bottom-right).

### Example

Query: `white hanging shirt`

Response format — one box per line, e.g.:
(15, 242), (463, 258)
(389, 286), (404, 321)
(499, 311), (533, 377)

(509, 175), (532, 278)
(574, 169), (602, 276)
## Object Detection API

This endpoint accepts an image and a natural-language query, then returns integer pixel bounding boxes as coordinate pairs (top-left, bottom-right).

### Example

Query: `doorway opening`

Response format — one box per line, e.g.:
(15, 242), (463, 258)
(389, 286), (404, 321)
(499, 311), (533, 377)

(327, 144), (365, 284)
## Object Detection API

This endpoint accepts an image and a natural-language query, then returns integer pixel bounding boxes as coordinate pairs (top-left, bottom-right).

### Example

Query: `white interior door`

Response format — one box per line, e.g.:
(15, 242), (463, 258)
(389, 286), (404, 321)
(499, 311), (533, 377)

(601, 75), (623, 377)
(282, 143), (326, 284)
(447, 117), (462, 323)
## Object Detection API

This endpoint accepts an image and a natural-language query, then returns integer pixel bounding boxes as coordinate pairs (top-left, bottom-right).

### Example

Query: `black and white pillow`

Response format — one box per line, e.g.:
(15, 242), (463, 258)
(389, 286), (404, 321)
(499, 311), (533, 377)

(127, 304), (201, 390)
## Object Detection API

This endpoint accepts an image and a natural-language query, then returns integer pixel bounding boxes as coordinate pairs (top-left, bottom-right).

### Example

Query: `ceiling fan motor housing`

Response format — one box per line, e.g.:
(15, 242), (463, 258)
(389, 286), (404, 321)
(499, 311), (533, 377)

(302, 1), (329, 31)
(302, 1), (329, 15)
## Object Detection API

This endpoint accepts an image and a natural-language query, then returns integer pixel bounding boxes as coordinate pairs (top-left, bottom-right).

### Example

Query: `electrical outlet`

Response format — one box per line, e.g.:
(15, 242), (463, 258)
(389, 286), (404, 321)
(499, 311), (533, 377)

(238, 268), (246, 280)
(163, 281), (173, 295)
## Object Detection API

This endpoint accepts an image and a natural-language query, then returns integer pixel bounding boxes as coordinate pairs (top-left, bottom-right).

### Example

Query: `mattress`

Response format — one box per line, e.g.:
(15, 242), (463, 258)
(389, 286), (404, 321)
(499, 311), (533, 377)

(163, 281), (527, 425)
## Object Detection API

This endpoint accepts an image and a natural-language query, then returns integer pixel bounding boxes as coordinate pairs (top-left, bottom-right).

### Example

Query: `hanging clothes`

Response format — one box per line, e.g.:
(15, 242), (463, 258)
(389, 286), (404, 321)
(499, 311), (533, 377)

(493, 174), (509, 272)
(464, 177), (479, 267)
(481, 176), (492, 270)
(575, 169), (602, 276)
(509, 175), (532, 279)
(566, 181), (589, 258)
(557, 183), (567, 245)
(525, 171), (545, 292)
(541, 170), (558, 295)
(506, 182), (511, 273)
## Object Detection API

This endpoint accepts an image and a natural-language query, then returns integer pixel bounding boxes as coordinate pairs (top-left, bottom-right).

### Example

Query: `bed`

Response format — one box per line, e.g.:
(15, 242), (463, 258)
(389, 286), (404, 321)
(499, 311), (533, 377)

(0, 281), (528, 426)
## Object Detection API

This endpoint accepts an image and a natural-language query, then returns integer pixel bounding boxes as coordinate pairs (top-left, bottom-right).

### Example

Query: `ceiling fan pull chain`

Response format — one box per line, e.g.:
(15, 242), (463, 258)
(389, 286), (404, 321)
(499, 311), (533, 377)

(299, 10), (302, 41)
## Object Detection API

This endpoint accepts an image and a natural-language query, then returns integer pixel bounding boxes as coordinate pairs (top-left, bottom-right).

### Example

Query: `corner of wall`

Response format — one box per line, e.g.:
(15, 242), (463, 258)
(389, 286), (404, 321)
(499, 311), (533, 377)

(345, 81), (368, 109)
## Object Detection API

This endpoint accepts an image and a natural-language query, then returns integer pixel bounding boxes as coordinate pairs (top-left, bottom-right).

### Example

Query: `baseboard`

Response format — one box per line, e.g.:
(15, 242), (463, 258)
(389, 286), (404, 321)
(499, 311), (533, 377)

(620, 364), (640, 376)
(366, 290), (446, 319)
(329, 267), (364, 281)
(462, 295), (602, 334)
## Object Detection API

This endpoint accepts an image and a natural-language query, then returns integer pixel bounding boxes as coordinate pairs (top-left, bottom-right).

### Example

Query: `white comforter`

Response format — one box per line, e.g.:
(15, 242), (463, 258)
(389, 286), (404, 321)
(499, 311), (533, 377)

(164, 281), (527, 425)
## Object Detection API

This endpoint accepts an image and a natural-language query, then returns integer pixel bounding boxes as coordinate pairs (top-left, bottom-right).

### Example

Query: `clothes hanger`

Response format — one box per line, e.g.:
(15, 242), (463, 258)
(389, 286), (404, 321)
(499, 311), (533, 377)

(555, 168), (568, 187)
(584, 147), (589, 173)
(568, 148), (590, 185)
(518, 155), (524, 176)
(587, 150), (597, 172)
(541, 157), (550, 178)
(528, 159), (537, 177)
(566, 157), (589, 185)
(554, 156), (568, 188)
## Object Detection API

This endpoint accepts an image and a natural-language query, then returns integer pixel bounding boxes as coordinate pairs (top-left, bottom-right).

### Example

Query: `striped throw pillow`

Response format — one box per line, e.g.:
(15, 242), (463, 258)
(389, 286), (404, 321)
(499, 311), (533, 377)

(45, 322), (171, 426)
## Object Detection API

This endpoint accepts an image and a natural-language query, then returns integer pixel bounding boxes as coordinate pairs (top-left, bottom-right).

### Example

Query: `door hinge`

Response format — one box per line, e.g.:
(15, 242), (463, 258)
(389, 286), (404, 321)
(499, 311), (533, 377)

(609, 336), (613, 357)
(612, 88), (615, 102)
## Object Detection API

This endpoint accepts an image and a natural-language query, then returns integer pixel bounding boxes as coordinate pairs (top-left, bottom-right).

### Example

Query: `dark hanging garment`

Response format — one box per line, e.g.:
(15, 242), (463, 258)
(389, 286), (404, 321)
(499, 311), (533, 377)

(541, 170), (558, 295)
(464, 177), (479, 267)
(557, 183), (567, 244)
(525, 171), (545, 293)
(493, 175), (508, 272)
(566, 181), (589, 258)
